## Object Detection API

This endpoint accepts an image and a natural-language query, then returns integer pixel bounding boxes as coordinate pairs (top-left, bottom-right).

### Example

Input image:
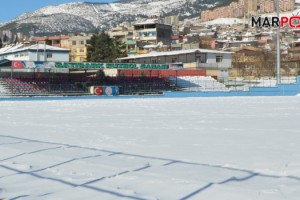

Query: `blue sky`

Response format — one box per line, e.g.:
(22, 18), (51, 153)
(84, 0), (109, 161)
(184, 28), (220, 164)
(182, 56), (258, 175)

(0, 0), (115, 23)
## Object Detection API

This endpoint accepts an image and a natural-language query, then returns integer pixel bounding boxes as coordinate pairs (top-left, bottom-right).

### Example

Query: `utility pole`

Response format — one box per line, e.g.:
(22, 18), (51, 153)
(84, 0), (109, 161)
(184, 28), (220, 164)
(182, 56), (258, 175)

(276, 0), (281, 83)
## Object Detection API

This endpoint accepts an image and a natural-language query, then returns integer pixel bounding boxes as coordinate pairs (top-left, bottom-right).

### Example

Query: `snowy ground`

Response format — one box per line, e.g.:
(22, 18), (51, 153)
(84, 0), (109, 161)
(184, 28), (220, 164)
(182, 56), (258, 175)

(0, 96), (300, 200)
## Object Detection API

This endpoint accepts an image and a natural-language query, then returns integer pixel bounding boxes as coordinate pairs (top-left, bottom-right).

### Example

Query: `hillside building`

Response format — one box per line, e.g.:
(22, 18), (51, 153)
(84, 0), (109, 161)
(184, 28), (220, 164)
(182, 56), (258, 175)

(133, 19), (172, 54)
(35, 36), (70, 49)
(68, 35), (91, 62)
(200, 0), (295, 22)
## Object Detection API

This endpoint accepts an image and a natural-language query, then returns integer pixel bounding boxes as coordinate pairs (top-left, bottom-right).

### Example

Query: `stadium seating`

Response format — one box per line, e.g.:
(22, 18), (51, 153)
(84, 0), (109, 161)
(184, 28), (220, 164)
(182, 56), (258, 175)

(0, 76), (173, 95)
(0, 77), (46, 95)
(103, 76), (173, 94)
(0, 77), (85, 95)
(168, 76), (227, 91)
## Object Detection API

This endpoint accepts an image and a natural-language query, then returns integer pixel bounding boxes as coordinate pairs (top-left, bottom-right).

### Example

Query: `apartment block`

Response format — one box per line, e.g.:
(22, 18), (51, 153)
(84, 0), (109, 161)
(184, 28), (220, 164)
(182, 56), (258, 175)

(200, 0), (295, 22)
(35, 34), (92, 62)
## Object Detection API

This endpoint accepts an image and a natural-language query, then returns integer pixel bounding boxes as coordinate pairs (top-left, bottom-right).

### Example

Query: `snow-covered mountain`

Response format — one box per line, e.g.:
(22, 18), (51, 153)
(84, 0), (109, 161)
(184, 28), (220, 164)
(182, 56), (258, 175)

(0, 0), (232, 36)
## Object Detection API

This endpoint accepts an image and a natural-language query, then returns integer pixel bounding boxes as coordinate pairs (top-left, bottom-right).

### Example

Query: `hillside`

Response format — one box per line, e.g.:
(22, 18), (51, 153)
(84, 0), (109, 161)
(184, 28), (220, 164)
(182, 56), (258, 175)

(0, 0), (235, 37)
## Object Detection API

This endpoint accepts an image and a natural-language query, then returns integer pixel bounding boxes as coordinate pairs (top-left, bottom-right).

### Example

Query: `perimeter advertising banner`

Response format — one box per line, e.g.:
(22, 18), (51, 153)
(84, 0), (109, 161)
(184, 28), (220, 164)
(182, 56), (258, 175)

(11, 61), (183, 70)
(54, 62), (172, 70)
(11, 61), (55, 69)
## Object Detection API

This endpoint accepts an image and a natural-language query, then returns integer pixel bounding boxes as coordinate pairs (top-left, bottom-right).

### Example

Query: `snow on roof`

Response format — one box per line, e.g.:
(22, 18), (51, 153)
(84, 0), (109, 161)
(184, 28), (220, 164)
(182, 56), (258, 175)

(134, 19), (159, 26)
(243, 32), (253, 36)
(25, 44), (69, 51)
(118, 48), (232, 60)
(0, 44), (24, 54)
(201, 18), (244, 26)
(0, 44), (69, 55)
(228, 40), (258, 43)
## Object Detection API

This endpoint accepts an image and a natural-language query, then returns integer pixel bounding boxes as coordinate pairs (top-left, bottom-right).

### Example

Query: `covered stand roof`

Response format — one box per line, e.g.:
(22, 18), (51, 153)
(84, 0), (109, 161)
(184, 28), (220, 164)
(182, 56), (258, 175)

(117, 48), (233, 61)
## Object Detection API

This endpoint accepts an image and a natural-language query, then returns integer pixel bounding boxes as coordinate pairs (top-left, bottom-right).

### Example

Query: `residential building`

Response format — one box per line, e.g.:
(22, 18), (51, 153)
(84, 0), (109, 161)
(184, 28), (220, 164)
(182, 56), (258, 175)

(35, 34), (92, 62)
(134, 19), (172, 54)
(200, 0), (295, 22)
(107, 26), (137, 55)
(164, 16), (180, 34)
(35, 36), (70, 49)
(231, 47), (275, 77)
(164, 16), (179, 27)
(69, 34), (91, 62)
(108, 26), (131, 42)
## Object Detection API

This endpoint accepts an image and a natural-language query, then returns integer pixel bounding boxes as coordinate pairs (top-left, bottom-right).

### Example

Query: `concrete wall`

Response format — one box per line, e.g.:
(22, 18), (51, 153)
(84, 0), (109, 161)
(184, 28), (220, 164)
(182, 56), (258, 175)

(104, 69), (118, 77)
(29, 51), (69, 62)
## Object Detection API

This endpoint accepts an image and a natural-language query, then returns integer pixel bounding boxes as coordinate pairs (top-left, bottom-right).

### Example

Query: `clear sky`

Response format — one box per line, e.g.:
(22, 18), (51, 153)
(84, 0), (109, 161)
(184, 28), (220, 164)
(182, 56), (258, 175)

(0, 0), (115, 23)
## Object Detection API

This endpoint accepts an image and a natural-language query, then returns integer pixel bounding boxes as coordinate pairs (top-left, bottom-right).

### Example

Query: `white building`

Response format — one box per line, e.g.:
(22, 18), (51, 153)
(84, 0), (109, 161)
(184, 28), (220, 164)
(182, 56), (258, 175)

(118, 49), (232, 68)
(118, 48), (233, 79)
(0, 43), (70, 62)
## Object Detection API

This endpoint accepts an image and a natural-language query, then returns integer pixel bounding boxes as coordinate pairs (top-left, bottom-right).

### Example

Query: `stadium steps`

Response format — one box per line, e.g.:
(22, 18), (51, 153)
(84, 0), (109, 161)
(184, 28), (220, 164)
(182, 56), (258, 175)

(0, 79), (9, 95)
(168, 76), (228, 91)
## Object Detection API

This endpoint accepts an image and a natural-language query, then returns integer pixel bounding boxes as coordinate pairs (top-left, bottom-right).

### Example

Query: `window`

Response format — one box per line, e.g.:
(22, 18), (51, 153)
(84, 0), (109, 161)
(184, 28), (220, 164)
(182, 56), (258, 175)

(80, 41), (85, 45)
(151, 59), (157, 63)
(80, 48), (85, 53)
(171, 58), (177, 63)
(196, 54), (207, 63)
(148, 32), (156, 37)
(216, 55), (223, 63)
(80, 57), (85, 62)
(72, 41), (76, 45)
(47, 53), (53, 58)
(139, 32), (156, 38)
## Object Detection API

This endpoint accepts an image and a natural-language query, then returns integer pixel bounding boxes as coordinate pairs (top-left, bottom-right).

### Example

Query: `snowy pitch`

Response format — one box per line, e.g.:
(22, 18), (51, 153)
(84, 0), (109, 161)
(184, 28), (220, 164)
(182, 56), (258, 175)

(0, 97), (299, 200)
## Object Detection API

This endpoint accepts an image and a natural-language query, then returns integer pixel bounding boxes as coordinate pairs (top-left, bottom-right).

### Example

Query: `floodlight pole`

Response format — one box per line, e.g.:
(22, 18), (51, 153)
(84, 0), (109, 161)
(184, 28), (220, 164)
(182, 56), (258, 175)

(10, 67), (13, 94)
(276, 0), (281, 83)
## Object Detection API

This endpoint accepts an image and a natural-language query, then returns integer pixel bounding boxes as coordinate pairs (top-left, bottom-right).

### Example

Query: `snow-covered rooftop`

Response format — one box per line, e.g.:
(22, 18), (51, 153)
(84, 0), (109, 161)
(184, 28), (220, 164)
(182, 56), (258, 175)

(0, 44), (70, 55)
(118, 48), (233, 60)
(134, 19), (160, 26)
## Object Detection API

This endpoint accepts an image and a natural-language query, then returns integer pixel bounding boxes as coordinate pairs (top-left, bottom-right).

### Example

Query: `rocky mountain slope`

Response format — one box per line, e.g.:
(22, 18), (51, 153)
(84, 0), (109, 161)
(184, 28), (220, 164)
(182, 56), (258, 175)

(0, 0), (234, 36)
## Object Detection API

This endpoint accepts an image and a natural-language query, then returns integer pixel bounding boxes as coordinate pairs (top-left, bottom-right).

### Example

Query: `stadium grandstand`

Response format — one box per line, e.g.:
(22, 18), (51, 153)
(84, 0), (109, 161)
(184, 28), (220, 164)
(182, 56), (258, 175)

(0, 61), (229, 96)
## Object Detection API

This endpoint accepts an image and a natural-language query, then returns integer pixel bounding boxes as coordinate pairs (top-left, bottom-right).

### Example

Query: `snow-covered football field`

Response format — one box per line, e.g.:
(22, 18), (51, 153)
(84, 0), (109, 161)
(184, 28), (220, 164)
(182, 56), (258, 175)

(0, 96), (299, 200)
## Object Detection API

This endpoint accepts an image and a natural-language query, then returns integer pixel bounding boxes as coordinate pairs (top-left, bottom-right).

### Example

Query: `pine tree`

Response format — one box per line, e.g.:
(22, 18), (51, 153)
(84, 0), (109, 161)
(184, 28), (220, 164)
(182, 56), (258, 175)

(86, 31), (127, 62)
(2, 33), (9, 43)
(13, 34), (19, 44)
